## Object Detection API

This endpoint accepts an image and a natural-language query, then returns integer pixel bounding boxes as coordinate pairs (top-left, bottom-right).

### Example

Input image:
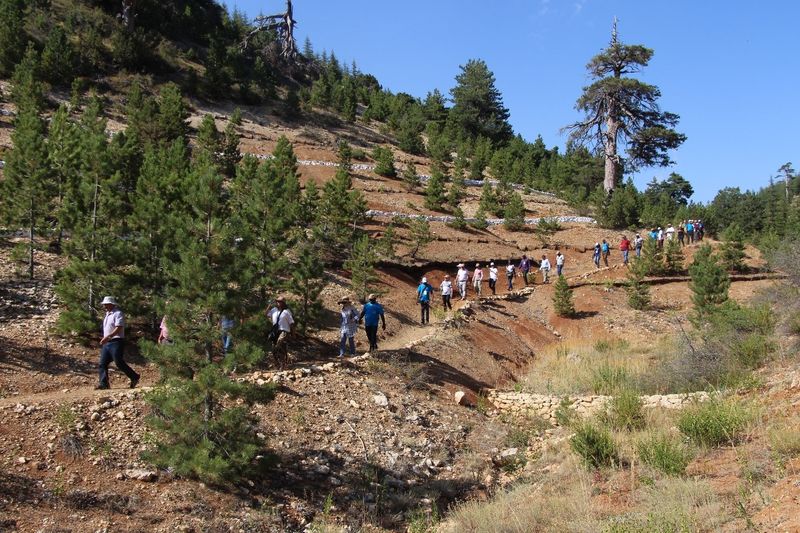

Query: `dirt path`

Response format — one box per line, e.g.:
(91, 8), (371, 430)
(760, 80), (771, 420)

(0, 384), (150, 408)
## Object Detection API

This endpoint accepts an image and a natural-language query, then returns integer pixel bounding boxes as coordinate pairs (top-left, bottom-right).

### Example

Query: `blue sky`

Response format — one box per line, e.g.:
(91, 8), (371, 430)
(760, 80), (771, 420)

(225, 1), (799, 202)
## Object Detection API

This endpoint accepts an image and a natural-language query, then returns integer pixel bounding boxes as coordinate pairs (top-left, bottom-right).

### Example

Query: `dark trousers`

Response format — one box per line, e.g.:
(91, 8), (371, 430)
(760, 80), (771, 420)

(489, 279), (496, 294)
(522, 270), (530, 286)
(442, 295), (452, 310)
(507, 275), (514, 290)
(99, 339), (138, 387)
(365, 325), (379, 350)
(420, 302), (430, 324)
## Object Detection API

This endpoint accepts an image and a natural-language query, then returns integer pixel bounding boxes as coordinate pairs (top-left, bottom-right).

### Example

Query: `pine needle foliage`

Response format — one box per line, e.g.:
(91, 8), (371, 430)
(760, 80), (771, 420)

(553, 275), (575, 317)
(626, 257), (651, 310)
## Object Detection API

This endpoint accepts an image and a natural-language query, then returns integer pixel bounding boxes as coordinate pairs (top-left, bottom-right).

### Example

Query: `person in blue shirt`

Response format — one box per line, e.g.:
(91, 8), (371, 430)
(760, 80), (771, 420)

(417, 276), (433, 324)
(359, 293), (386, 351)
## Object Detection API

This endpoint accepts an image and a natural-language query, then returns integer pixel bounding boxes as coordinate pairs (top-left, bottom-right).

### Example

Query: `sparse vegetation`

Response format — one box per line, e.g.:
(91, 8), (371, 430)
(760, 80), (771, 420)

(570, 421), (619, 468)
(636, 432), (694, 475)
(677, 397), (753, 447)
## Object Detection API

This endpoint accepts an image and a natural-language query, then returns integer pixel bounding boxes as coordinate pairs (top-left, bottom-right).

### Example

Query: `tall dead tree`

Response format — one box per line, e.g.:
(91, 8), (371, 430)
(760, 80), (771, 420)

(241, 0), (298, 62)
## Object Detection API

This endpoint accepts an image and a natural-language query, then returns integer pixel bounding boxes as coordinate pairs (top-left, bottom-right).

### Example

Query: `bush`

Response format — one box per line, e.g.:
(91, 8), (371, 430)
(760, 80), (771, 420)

(636, 433), (694, 475)
(372, 146), (396, 177)
(591, 363), (629, 395)
(603, 388), (645, 431)
(552, 275), (575, 317)
(729, 333), (776, 369)
(570, 421), (618, 468)
(677, 398), (752, 447)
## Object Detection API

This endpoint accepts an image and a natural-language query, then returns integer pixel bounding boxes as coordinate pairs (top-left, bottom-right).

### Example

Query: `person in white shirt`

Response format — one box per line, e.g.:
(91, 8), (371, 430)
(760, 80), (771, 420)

(440, 275), (453, 310)
(97, 296), (140, 390)
(555, 251), (565, 277)
(472, 263), (484, 297)
(488, 262), (498, 295)
(539, 254), (551, 283)
(456, 263), (469, 300)
(657, 227), (664, 249)
(506, 260), (515, 290)
(666, 224), (675, 241)
(268, 296), (294, 367)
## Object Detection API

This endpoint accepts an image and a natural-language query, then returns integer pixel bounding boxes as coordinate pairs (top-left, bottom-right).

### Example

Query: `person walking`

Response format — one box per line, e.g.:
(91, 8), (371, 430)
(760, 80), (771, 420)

(657, 227), (665, 249)
(472, 263), (484, 297)
(555, 252), (565, 277)
(686, 220), (694, 243)
(666, 224), (675, 241)
(417, 276), (433, 324)
(696, 220), (704, 241)
(268, 296), (294, 368)
(488, 262), (498, 295)
(518, 255), (532, 286)
(359, 294), (386, 351)
(506, 260), (516, 290)
(440, 275), (453, 310)
(337, 297), (360, 358)
(619, 235), (631, 265)
(456, 263), (469, 300)
(539, 254), (551, 283)
(593, 242), (601, 268)
(677, 224), (685, 246)
(634, 234), (644, 258)
(96, 296), (140, 390)
(221, 315), (235, 354)
(158, 315), (171, 345)
(601, 239), (610, 267)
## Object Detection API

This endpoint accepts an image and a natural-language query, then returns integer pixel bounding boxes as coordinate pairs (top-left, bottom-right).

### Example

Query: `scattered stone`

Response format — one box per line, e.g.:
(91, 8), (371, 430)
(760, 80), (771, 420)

(372, 393), (389, 407)
(123, 468), (158, 482)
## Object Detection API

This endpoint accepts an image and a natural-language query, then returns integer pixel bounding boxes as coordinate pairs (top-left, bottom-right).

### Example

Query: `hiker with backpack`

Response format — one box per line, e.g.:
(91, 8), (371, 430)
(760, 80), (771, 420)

(601, 239), (610, 267)
(268, 296), (294, 368)
(417, 276), (433, 324)
(338, 297), (360, 358)
(359, 294), (386, 351)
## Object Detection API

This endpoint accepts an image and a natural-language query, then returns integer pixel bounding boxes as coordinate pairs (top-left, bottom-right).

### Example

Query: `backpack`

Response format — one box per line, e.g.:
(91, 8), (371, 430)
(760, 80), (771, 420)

(269, 309), (285, 343)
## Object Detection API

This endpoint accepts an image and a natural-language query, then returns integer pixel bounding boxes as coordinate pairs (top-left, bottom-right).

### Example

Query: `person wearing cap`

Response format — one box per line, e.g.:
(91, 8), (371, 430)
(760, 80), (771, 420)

(97, 296), (140, 390)
(472, 263), (484, 297)
(337, 297), (360, 357)
(455, 263), (469, 300)
(505, 259), (515, 290)
(439, 275), (453, 310)
(268, 296), (294, 367)
(416, 276), (433, 324)
(539, 254), (551, 283)
(488, 262), (498, 295)
(359, 294), (386, 351)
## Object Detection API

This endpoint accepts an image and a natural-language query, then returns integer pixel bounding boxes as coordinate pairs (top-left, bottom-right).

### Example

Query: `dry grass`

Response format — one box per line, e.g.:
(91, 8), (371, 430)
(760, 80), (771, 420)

(767, 415), (800, 459)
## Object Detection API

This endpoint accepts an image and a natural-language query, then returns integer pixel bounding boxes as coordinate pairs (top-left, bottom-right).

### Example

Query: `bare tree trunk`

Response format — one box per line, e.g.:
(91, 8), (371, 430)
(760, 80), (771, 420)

(89, 178), (99, 311)
(604, 115), (619, 193)
(28, 199), (34, 280)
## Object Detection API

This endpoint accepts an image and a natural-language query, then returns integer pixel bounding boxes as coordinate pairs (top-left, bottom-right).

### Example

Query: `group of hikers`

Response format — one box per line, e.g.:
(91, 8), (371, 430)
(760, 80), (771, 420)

(593, 219), (705, 268)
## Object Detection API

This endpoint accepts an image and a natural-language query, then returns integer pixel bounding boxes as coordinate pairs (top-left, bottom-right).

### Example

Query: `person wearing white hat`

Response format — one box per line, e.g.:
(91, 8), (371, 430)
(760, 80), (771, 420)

(455, 263), (469, 300)
(97, 296), (140, 390)
(488, 262), (498, 295)
(416, 276), (433, 324)
(440, 275), (453, 310)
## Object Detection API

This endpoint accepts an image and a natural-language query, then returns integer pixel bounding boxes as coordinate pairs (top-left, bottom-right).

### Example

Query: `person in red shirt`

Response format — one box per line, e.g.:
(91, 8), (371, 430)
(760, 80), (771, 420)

(619, 235), (631, 265)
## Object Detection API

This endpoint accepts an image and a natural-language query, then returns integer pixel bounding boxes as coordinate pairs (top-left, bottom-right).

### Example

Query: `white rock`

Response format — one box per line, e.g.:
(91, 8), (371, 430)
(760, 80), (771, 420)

(372, 393), (389, 407)
(123, 468), (158, 482)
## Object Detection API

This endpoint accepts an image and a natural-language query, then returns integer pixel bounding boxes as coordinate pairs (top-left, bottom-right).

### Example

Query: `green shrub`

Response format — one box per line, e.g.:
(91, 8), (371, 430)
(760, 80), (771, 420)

(371, 146), (396, 177)
(570, 421), (618, 468)
(555, 397), (578, 427)
(636, 433), (694, 475)
(729, 333), (776, 369)
(604, 389), (645, 431)
(552, 275), (575, 317)
(677, 398), (752, 447)
(594, 339), (612, 353)
(592, 363), (630, 395)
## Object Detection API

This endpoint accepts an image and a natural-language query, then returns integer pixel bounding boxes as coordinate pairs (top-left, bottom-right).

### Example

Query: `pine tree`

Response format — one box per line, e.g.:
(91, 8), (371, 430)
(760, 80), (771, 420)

(48, 105), (82, 250)
(401, 162), (420, 191)
(218, 122), (242, 178)
(157, 83), (189, 147)
(663, 236), (685, 274)
(284, 87), (301, 119)
(0, 0), (26, 77)
(479, 179), (499, 215)
(640, 236), (664, 276)
(553, 275), (576, 317)
(447, 59), (512, 145)
(689, 244), (730, 322)
(344, 234), (380, 302)
(626, 258), (651, 310)
(424, 166), (446, 211)
(196, 114), (221, 159)
(378, 224), (397, 259)
(447, 169), (466, 208)
(40, 26), (75, 85)
(409, 217), (433, 258)
(470, 206), (489, 230)
(56, 99), (132, 333)
(1, 99), (52, 279)
(144, 153), (274, 485)
(719, 223), (747, 272)
(372, 146), (396, 177)
(288, 242), (325, 334)
(298, 179), (320, 226)
(448, 207), (467, 230)
(318, 142), (368, 256)
(10, 44), (44, 111)
(504, 191), (525, 231)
